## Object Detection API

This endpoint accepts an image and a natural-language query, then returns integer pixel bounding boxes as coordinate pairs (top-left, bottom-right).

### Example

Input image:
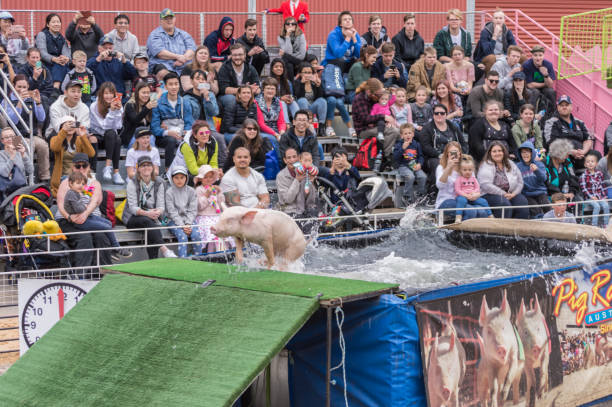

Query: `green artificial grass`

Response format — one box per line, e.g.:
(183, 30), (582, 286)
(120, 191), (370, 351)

(0, 274), (318, 407)
(105, 258), (398, 301)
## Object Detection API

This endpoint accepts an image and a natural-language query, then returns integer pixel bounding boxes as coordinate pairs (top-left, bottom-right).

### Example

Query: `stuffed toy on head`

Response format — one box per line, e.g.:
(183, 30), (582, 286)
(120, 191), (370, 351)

(23, 220), (43, 236)
(42, 220), (67, 241)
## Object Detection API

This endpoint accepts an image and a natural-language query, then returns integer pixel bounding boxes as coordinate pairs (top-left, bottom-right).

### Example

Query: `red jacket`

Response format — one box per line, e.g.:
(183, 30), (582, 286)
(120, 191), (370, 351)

(268, 1), (309, 32)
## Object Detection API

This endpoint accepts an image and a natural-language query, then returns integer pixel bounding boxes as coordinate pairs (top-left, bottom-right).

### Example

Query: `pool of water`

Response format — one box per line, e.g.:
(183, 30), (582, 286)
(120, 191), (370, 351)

(298, 209), (611, 292)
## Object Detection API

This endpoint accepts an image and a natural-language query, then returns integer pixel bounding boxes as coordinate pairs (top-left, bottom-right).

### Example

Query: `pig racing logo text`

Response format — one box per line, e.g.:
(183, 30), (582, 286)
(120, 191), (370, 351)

(552, 269), (612, 326)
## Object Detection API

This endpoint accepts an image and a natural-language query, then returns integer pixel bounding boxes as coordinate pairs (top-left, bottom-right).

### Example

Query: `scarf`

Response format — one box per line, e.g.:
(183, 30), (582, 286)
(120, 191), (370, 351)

(255, 94), (281, 132)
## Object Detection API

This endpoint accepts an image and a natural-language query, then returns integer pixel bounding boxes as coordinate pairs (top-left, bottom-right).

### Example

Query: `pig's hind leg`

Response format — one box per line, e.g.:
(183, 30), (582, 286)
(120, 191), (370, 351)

(260, 240), (275, 269)
(234, 237), (245, 264)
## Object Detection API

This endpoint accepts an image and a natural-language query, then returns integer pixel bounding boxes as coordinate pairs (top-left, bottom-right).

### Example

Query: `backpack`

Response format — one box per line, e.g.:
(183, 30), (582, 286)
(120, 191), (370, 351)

(353, 137), (378, 170)
(322, 63), (345, 97)
(99, 190), (117, 227)
(263, 149), (280, 180)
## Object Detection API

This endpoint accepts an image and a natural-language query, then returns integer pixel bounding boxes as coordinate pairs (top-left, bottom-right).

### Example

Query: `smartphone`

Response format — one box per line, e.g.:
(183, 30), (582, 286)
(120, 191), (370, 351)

(35, 61), (42, 69)
(149, 93), (158, 102)
(114, 93), (123, 103)
(450, 151), (458, 159)
(12, 135), (22, 148)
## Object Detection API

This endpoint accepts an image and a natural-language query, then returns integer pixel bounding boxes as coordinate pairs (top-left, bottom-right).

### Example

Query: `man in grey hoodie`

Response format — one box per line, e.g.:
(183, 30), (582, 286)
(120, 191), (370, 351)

(45, 80), (90, 139)
(165, 166), (200, 257)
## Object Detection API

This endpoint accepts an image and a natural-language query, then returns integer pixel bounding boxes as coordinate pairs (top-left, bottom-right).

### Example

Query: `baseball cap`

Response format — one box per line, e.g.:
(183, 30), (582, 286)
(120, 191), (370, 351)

(557, 95), (572, 105)
(137, 155), (153, 167)
(531, 45), (545, 54)
(512, 71), (526, 81)
(171, 166), (188, 177)
(160, 8), (175, 19)
(99, 34), (114, 45)
(135, 126), (153, 138)
(72, 152), (89, 163)
(65, 79), (83, 90)
(0, 11), (15, 22)
(134, 52), (149, 61)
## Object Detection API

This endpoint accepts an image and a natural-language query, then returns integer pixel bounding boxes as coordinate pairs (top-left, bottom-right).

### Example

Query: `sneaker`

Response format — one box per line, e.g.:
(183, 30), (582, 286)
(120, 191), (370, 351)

(102, 166), (113, 182)
(348, 127), (357, 137)
(112, 172), (125, 185)
(325, 126), (336, 137)
(163, 248), (178, 258)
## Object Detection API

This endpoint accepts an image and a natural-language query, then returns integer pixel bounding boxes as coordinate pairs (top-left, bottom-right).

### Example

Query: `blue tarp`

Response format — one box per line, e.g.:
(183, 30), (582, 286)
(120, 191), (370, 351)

(287, 294), (426, 407)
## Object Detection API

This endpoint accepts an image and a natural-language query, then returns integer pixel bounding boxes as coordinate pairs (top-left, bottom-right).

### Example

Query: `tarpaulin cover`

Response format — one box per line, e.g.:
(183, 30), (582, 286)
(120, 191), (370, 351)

(0, 274), (318, 407)
(105, 258), (398, 300)
(286, 294), (427, 407)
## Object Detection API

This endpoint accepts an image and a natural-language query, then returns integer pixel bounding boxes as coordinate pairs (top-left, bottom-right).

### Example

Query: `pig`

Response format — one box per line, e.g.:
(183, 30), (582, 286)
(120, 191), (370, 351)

(210, 206), (307, 269)
(596, 333), (612, 365)
(427, 323), (466, 407)
(476, 289), (523, 407)
(515, 295), (549, 407)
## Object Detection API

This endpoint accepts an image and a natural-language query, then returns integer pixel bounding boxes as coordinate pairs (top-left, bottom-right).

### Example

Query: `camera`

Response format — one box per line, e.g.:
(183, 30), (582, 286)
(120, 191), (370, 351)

(109, 51), (117, 58)
(73, 121), (80, 128)
(0, 53), (6, 59)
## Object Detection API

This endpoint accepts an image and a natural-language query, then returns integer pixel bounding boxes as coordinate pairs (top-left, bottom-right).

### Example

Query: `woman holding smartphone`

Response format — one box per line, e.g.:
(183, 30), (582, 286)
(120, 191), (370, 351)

(89, 81), (124, 184)
(0, 11), (29, 66)
(121, 81), (157, 147)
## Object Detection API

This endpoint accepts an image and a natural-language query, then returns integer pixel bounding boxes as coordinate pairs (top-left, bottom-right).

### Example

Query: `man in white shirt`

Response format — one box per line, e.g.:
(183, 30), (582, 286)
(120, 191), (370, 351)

(220, 147), (269, 208)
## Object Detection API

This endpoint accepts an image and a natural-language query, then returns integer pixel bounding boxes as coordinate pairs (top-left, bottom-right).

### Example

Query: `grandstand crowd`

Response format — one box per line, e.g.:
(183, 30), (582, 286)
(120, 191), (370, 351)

(1, 4), (612, 264)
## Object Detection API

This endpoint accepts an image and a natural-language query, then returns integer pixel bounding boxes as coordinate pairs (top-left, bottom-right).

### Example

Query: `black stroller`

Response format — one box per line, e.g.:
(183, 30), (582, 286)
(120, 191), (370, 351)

(315, 176), (393, 231)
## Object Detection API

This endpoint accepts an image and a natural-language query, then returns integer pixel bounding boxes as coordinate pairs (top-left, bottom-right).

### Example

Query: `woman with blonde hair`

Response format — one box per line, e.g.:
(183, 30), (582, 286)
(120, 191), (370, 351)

(179, 45), (218, 94)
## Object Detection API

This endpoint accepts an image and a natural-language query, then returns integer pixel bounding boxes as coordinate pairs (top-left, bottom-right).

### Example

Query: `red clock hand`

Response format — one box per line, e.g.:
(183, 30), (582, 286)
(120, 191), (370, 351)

(58, 288), (65, 319)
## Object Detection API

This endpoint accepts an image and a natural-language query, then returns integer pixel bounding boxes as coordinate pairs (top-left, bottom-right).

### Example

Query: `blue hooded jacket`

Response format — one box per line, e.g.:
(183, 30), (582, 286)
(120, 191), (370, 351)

(322, 26), (361, 66)
(516, 141), (547, 197)
(204, 16), (235, 63)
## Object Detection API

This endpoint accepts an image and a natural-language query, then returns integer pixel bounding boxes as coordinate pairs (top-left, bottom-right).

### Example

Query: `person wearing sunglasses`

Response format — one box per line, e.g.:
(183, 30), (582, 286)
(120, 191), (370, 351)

(278, 17), (307, 80)
(167, 120), (220, 183)
(466, 70), (508, 127)
(266, 0), (310, 33)
(49, 115), (95, 197)
(223, 118), (272, 173)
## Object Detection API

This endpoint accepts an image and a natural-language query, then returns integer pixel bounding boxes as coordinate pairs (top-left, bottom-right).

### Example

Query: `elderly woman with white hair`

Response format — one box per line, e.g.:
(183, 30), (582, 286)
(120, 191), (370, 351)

(544, 138), (580, 200)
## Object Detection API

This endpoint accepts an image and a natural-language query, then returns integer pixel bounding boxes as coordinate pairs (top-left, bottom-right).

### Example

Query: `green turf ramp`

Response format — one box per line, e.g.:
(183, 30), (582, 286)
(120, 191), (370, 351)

(105, 258), (398, 300)
(0, 274), (318, 406)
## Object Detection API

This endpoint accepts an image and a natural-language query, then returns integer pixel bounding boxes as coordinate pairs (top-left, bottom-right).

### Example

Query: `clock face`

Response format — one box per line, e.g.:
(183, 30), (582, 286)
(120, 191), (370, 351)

(21, 283), (88, 348)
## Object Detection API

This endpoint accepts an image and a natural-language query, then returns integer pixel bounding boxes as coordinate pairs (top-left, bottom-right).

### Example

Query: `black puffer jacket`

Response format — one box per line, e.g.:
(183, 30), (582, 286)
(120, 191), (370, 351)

(220, 101), (257, 134)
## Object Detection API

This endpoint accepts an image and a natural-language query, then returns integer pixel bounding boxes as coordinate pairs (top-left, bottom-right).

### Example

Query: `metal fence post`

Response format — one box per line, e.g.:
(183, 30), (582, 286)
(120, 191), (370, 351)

(262, 12), (267, 47)
(29, 12), (34, 44)
(199, 13), (205, 45)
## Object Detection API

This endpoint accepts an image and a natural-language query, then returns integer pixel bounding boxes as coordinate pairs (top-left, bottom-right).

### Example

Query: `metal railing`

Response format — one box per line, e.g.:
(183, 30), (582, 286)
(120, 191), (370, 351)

(0, 68), (34, 184)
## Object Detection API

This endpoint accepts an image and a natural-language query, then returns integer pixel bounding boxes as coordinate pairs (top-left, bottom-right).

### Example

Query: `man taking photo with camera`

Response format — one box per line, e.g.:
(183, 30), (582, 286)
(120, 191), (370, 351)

(87, 34), (137, 103)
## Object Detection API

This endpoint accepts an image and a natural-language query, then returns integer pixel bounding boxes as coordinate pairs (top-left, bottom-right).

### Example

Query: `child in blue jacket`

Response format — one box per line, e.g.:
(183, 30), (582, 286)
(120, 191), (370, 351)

(392, 123), (427, 206)
(517, 141), (548, 217)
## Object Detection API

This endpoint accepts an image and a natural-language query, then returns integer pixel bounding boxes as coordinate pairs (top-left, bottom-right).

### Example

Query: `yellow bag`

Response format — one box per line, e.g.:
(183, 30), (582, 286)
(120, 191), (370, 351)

(115, 199), (127, 223)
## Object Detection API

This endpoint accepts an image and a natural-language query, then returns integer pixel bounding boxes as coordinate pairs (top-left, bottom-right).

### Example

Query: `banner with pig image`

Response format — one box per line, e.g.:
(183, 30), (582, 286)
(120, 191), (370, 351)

(415, 261), (612, 407)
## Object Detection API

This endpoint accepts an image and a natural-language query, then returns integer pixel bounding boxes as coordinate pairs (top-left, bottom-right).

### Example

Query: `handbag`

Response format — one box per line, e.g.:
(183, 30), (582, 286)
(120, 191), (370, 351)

(161, 99), (185, 135)
(322, 63), (345, 97)
(0, 165), (27, 199)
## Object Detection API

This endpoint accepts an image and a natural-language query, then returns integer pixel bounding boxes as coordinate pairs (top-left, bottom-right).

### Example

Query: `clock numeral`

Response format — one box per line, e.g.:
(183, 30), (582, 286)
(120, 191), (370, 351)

(43, 296), (52, 304)
(33, 307), (43, 316)
(30, 321), (36, 329)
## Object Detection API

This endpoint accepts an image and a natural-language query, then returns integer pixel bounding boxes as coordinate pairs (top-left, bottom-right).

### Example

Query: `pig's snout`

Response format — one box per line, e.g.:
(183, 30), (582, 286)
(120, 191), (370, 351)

(441, 387), (451, 401)
(496, 346), (507, 360)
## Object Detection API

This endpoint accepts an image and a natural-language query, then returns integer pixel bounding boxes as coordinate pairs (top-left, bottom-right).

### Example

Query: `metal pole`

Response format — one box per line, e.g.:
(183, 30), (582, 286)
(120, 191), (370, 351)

(28, 109), (33, 185)
(199, 13), (205, 45)
(325, 306), (332, 407)
(248, 0), (257, 19)
(29, 12), (34, 44)
(262, 12), (267, 47)
(465, 0), (476, 40)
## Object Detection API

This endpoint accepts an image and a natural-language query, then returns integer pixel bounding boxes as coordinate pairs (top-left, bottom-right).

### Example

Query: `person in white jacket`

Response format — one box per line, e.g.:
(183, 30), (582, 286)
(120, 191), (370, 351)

(89, 81), (124, 184)
(477, 140), (529, 219)
(45, 80), (90, 139)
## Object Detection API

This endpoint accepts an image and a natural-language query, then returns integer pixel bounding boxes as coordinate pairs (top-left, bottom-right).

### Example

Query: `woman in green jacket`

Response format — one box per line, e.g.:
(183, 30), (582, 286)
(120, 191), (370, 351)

(168, 120), (219, 182)
(511, 104), (544, 153)
(346, 45), (377, 103)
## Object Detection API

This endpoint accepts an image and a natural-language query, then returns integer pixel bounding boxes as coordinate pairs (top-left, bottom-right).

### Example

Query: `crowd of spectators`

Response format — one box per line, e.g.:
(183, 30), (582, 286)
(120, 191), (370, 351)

(0, 4), (611, 267)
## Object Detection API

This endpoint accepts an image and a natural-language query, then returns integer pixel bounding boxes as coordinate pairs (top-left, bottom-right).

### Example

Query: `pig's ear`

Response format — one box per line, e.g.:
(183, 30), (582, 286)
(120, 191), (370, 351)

(501, 289), (511, 318)
(517, 298), (525, 323)
(534, 293), (541, 314)
(240, 211), (258, 225)
(479, 295), (489, 327)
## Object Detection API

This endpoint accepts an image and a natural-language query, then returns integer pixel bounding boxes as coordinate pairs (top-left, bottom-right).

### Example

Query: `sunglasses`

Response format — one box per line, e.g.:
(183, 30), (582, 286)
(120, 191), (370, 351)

(488, 79), (500, 84)
(285, 22), (297, 26)
(245, 127), (257, 131)
(74, 163), (89, 169)
(198, 130), (211, 135)
(434, 111), (447, 116)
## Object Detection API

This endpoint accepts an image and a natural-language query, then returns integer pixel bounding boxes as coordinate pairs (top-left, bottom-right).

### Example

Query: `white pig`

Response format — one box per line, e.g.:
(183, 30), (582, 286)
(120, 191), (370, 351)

(596, 333), (612, 365)
(516, 295), (549, 407)
(427, 324), (466, 407)
(476, 290), (523, 407)
(210, 206), (307, 269)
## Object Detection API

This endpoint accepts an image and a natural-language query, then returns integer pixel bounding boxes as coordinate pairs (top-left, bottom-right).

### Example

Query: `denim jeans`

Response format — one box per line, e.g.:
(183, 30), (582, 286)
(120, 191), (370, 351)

(585, 199), (610, 226)
(397, 166), (427, 201)
(281, 100), (300, 123)
(72, 214), (120, 248)
(437, 198), (489, 219)
(297, 97), (327, 123)
(169, 221), (202, 258)
(219, 94), (237, 112)
(326, 96), (351, 123)
(455, 196), (493, 217)
(482, 193), (530, 219)
(224, 132), (236, 145)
